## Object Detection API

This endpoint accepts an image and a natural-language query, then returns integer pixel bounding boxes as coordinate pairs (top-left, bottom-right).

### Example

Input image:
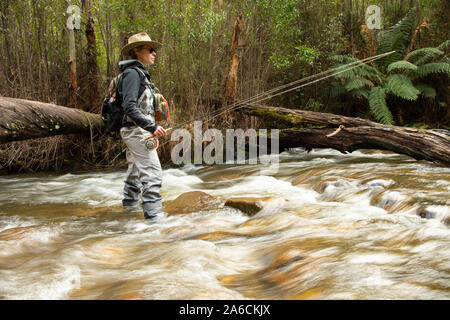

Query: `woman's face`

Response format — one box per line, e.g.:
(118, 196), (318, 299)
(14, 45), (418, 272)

(135, 45), (156, 66)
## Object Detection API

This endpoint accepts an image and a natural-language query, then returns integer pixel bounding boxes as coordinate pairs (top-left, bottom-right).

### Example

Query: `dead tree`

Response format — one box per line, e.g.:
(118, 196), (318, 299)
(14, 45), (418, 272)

(0, 97), (104, 143)
(241, 104), (450, 166)
(1, 97), (449, 166)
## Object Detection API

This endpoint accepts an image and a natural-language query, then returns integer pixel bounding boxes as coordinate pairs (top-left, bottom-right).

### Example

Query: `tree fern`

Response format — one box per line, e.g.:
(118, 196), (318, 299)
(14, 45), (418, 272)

(345, 77), (373, 91)
(387, 60), (418, 73)
(368, 87), (394, 125)
(349, 88), (370, 100)
(386, 74), (420, 100)
(437, 40), (450, 52)
(376, 7), (418, 68)
(413, 62), (450, 78)
(414, 83), (437, 99)
(406, 47), (444, 66)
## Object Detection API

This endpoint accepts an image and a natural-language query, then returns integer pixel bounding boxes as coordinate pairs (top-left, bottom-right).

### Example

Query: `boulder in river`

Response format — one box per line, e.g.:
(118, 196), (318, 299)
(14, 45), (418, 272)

(163, 191), (217, 215)
(224, 197), (274, 216)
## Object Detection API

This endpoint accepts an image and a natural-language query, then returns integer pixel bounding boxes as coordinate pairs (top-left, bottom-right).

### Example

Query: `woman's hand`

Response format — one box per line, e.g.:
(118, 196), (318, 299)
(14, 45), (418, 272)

(153, 126), (167, 137)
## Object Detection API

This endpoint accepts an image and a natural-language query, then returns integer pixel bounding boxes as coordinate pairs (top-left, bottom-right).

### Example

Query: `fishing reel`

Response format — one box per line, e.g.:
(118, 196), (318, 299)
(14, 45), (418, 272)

(144, 137), (159, 150)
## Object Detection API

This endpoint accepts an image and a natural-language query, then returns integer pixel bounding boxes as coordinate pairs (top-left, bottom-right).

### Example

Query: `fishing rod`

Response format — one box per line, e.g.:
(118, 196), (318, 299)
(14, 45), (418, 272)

(144, 51), (394, 142)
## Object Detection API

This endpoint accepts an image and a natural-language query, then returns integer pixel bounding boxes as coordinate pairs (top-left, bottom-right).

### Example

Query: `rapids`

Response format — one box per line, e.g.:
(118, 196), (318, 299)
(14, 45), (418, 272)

(0, 148), (448, 299)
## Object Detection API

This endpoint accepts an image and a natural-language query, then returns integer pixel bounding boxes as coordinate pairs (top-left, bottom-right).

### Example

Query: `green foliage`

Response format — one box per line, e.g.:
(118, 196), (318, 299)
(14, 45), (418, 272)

(350, 88), (370, 100)
(386, 74), (420, 100)
(387, 61), (418, 73)
(376, 7), (419, 68)
(437, 40), (450, 51)
(303, 98), (323, 112)
(269, 45), (319, 70)
(368, 87), (394, 125)
(413, 62), (450, 78)
(406, 47), (444, 65)
(326, 9), (449, 126)
(414, 83), (437, 99)
(344, 77), (372, 91)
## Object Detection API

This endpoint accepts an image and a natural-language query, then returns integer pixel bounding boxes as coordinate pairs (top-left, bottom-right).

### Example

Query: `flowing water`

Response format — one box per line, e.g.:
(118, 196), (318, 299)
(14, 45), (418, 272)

(0, 148), (449, 300)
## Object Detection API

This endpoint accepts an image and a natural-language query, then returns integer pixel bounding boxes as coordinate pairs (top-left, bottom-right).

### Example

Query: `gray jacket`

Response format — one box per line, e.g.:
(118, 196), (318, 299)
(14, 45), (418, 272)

(118, 60), (157, 133)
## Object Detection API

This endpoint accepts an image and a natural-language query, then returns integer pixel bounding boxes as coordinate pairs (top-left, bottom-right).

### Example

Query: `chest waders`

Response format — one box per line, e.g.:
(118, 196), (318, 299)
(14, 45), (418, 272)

(120, 68), (163, 219)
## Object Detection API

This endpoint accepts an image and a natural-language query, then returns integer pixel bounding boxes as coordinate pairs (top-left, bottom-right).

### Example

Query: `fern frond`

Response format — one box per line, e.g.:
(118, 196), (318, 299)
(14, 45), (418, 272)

(376, 7), (418, 68)
(386, 74), (420, 100)
(344, 77), (373, 91)
(414, 83), (437, 99)
(330, 55), (380, 81)
(413, 62), (450, 78)
(350, 88), (370, 99)
(368, 87), (394, 125)
(387, 60), (418, 73)
(437, 40), (450, 52)
(406, 47), (444, 65)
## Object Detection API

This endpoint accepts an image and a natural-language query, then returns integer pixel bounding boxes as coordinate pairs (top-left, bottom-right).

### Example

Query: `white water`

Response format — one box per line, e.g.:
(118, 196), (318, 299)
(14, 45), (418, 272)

(0, 148), (449, 299)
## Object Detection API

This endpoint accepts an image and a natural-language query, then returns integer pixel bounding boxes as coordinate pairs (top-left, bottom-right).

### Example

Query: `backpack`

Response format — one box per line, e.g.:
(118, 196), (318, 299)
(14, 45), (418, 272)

(101, 66), (170, 137)
(101, 73), (124, 138)
(101, 66), (146, 138)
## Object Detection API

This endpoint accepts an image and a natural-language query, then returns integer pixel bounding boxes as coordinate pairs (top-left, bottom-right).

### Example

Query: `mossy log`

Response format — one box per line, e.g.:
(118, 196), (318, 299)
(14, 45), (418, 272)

(0, 96), (104, 143)
(241, 104), (450, 166)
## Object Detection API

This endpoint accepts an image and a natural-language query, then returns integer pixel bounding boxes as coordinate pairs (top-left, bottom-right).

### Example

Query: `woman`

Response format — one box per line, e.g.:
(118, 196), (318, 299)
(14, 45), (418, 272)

(118, 32), (167, 220)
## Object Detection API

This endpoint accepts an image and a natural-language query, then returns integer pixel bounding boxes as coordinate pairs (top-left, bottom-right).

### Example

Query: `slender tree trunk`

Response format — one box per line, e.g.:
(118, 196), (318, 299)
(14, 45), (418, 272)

(1, 0), (13, 80)
(82, 0), (99, 112)
(68, 28), (77, 108)
(33, 0), (51, 102)
(349, 0), (354, 56)
(222, 15), (245, 107)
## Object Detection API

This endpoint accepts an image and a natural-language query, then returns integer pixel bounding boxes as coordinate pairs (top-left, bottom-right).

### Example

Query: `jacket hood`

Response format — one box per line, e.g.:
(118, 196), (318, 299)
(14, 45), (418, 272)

(118, 59), (147, 72)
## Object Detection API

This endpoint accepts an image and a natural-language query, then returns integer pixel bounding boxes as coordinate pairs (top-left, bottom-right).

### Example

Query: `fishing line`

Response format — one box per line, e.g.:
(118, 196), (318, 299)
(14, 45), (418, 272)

(162, 51), (394, 134)
(149, 51), (394, 149)
(167, 51), (394, 131)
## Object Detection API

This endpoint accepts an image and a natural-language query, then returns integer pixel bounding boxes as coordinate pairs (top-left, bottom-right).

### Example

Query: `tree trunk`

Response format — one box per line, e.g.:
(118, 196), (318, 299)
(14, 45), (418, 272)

(222, 15), (245, 107)
(240, 104), (450, 166)
(68, 28), (77, 108)
(83, 0), (100, 112)
(0, 97), (104, 143)
(1, 97), (449, 166)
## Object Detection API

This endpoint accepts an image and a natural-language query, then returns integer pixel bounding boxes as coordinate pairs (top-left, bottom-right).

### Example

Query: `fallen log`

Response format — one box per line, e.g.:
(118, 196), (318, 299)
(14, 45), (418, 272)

(241, 104), (450, 166)
(1, 97), (449, 166)
(0, 96), (104, 143)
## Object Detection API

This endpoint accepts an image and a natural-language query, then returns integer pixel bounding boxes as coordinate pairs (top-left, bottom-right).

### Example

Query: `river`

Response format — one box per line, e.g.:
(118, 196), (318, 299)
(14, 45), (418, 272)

(0, 148), (449, 299)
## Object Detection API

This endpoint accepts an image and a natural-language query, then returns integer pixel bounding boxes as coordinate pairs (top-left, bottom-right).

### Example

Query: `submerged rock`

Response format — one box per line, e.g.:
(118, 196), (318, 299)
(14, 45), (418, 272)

(370, 192), (413, 213)
(224, 197), (274, 216)
(163, 191), (217, 215)
(417, 207), (436, 219)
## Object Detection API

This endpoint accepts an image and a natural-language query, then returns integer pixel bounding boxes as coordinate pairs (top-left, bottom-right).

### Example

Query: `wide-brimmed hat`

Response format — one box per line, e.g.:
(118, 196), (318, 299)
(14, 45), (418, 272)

(121, 32), (163, 57)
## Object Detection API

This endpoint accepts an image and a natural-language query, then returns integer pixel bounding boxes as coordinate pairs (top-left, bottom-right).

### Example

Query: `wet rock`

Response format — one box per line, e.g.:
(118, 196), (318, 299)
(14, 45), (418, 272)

(163, 191), (217, 215)
(371, 192), (413, 213)
(417, 207), (436, 219)
(442, 216), (450, 226)
(256, 249), (313, 290)
(224, 197), (274, 216)
(312, 179), (339, 193)
(362, 179), (394, 188)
